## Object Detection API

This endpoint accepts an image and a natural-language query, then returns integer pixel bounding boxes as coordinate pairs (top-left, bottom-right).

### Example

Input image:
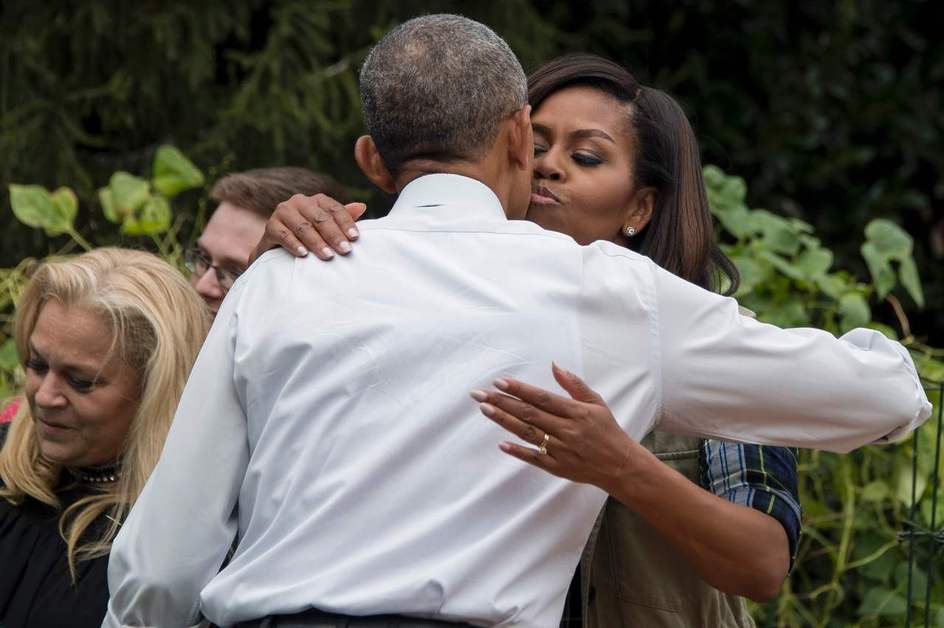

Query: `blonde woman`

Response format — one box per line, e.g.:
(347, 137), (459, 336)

(0, 248), (208, 628)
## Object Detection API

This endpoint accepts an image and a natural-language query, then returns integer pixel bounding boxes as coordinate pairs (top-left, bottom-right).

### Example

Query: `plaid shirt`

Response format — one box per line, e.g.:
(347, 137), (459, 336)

(700, 440), (802, 567)
(560, 440), (802, 627)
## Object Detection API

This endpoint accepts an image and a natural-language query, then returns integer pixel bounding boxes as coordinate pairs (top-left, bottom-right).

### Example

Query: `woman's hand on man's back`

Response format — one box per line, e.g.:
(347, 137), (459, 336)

(250, 193), (367, 265)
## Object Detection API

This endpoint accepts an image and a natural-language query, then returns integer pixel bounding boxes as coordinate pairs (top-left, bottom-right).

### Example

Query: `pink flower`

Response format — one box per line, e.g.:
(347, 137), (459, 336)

(0, 397), (21, 423)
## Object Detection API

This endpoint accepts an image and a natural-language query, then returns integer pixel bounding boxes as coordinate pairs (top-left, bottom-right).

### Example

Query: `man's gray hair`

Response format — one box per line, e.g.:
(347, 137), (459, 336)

(359, 14), (528, 175)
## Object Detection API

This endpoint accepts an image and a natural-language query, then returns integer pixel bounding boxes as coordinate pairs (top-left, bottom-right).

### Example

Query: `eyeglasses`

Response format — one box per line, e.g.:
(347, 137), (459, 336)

(183, 248), (243, 292)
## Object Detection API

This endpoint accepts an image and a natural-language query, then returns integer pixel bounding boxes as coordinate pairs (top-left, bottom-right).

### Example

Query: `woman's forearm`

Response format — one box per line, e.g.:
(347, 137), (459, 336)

(605, 440), (790, 602)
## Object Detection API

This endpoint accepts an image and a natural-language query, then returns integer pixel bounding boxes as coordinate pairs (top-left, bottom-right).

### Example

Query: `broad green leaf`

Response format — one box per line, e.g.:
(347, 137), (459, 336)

(897, 256), (924, 308)
(788, 217), (814, 233)
(796, 246), (833, 278)
(755, 248), (805, 280)
(858, 542), (899, 584)
(50, 187), (78, 226)
(861, 481), (889, 502)
(752, 210), (801, 256)
(913, 353), (944, 381)
(757, 299), (809, 327)
(895, 455), (925, 505)
(858, 587), (907, 617)
(860, 242), (895, 299)
(152, 145), (204, 198)
(719, 174), (747, 205)
(121, 196), (171, 235)
(99, 187), (119, 223)
(838, 293), (870, 332)
(702, 164), (725, 188)
(712, 202), (753, 239)
(9, 183), (74, 235)
(815, 274), (848, 299)
(109, 172), (151, 217)
(865, 218), (912, 259)
(893, 562), (928, 596)
(0, 338), (18, 371)
(731, 256), (769, 295)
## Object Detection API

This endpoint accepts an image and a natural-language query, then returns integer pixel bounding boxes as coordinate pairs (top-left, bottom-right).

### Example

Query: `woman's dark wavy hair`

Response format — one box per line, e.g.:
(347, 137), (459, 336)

(528, 54), (739, 294)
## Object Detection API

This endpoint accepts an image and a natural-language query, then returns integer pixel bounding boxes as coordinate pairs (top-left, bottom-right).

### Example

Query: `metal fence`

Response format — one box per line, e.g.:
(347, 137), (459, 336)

(904, 381), (944, 627)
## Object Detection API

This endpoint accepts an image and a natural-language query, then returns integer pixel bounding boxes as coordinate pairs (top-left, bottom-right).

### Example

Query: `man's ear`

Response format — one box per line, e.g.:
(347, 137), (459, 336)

(623, 187), (656, 233)
(355, 135), (397, 194)
(506, 104), (533, 172)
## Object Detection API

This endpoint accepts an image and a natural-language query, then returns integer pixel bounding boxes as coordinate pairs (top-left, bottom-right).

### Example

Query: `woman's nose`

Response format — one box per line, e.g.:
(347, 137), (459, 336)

(534, 151), (563, 181)
(34, 373), (68, 408)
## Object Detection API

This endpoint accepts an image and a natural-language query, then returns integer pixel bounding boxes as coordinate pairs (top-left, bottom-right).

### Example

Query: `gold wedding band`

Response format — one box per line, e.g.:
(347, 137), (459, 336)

(538, 432), (549, 455)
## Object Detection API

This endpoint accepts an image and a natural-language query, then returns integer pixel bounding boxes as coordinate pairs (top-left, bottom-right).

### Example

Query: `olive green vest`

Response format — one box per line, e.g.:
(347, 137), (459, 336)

(580, 431), (756, 628)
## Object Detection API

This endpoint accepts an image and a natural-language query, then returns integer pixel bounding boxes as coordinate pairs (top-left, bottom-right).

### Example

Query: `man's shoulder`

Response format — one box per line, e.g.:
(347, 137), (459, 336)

(586, 239), (650, 263)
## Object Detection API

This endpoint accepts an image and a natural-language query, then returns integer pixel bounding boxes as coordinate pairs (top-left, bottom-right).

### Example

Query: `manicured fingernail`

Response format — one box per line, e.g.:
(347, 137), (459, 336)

(499, 442), (513, 453)
(470, 389), (487, 402)
(296, 246), (309, 257)
(348, 228), (359, 239)
(493, 379), (509, 391)
(339, 241), (353, 254)
(479, 403), (496, 417)
(321, 247), (335, 259)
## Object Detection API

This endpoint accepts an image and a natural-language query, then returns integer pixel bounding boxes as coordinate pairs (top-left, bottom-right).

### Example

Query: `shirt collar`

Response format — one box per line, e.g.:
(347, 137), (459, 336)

(388, 174), (508, 222)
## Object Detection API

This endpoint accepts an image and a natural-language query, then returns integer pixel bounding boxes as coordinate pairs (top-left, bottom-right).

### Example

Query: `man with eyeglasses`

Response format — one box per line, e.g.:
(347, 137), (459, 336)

(186, 167), (355, 315)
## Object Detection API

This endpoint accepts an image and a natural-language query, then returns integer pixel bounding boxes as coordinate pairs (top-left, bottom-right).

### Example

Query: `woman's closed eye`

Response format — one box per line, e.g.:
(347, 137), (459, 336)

(25, 357), (47, 374)
(533, 143), (548, 156)
(67, 374), (96, 393)
(572, 151), (603, 166)
(26, 358), (96, 392)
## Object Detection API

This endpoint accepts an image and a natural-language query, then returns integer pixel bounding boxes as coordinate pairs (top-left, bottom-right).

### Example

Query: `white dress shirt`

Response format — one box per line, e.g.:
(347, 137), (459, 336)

(104, 174), (930, 627)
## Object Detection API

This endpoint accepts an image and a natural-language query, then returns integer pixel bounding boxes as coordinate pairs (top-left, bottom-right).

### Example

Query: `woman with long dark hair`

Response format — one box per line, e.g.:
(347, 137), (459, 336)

(260, 54), (800, 628)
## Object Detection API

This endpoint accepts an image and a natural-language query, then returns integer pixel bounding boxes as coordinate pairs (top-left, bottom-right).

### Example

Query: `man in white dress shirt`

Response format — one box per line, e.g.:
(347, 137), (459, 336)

(104, 14), (931, 628)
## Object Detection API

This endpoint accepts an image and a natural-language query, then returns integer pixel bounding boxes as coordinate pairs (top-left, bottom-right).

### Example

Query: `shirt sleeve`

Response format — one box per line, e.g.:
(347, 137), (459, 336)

(651, 261), (932, 452)
(103, 282), (250, 628)
(700, 440), (802, 569)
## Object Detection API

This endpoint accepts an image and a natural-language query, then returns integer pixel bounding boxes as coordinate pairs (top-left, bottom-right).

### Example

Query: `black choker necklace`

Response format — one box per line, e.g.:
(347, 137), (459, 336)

(68, 461), (120, 485)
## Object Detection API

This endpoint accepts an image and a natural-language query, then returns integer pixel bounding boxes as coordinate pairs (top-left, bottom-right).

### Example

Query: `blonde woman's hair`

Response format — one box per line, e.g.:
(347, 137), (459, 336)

(0, 247), (209, 579)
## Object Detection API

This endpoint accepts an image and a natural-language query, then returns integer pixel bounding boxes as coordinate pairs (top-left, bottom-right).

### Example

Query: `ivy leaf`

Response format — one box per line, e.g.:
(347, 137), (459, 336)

(865, 218), (912, 259)
(895, 455), (925, 505)
(752, 210), (801, 256)
(897, 256), (924, 308)
(861, 480), (889, 502)
(99, 187), (119, 223)
(109, 172), (151, 218)
(712, 202), (753, 239)
(815, 274), (848, 300)
(49, 186), (78, 227)
(121, 196), (171, 235)
(719, 174), (747, 205)
(152, 145), (205, 198)
(9, 183), (76, 235)
(755, 248), (805, 280)
(860, 241), (896, 299)
(838, 293), (870, 332)
(797, 246), (833, 279)
(858, 588), (907, 617)
(731, 255), (769, 296)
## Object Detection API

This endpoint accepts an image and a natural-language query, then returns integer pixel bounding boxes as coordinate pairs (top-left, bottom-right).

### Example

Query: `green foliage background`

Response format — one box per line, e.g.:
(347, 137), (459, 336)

(2, 1), (941, 347)
(1, 1), (942, 626)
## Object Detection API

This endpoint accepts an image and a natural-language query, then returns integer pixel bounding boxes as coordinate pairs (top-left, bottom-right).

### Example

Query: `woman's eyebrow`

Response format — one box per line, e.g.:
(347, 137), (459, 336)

(531, 123), (615, 144)
(569, 129), (615, 143)
(28, 340), (101, 375)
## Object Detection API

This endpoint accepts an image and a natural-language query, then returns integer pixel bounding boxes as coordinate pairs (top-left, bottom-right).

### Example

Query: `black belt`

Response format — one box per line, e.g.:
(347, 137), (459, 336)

(233, 607), (477, 628)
